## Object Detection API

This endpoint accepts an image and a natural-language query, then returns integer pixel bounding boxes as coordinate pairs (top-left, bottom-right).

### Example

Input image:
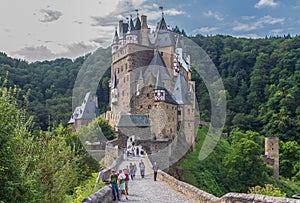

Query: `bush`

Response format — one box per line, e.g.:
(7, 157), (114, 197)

(248, 184), (286, 197)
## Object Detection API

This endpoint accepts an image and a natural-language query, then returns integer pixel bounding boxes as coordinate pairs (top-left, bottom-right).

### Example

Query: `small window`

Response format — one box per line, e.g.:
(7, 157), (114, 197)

(148, 105), (151, 109)
(140, 105), (143, 108)
(147, 93), (150, 98)
(178, 110), (181, 115)
(121, 66), (123, 72)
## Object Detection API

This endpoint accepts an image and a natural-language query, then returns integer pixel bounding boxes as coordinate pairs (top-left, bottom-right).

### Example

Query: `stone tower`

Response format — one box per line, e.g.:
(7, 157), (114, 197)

(265, 137), (279, 180)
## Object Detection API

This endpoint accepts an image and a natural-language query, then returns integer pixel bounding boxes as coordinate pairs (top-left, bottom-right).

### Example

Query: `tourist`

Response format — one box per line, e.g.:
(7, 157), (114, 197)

(153, 162), (159, 181)
(110, 169), (120, 201)
(139, 160), (145, 178)
(118, 169), (128, 200)
(123, 168), (130, 195)
(133, 163), (137, 179)
(129, 163), (135, 180)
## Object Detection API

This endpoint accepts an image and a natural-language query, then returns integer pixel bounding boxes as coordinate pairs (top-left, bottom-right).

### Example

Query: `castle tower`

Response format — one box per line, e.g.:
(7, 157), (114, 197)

(265, 137), (279, 180)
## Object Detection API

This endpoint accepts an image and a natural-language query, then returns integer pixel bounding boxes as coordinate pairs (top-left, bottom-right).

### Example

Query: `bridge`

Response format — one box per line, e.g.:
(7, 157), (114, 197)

(82, 154), (299, 203)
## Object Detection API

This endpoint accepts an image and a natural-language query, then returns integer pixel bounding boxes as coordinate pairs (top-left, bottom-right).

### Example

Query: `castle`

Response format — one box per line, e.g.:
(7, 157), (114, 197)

(105, 10), (196, 157)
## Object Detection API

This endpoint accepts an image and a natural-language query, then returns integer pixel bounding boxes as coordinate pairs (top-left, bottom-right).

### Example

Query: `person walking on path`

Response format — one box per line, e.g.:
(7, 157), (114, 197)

(139, 160), (145, 178)
(153, 162), (159, 181)
(110, 169), (120, 201)
(129, 163), (135, 180)
(118, 169), (128, 200)
(133, 163), (137, 179)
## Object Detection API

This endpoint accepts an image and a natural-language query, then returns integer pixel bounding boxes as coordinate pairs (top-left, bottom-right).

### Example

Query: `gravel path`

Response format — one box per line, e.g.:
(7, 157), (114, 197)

(114, 155), (196, 203)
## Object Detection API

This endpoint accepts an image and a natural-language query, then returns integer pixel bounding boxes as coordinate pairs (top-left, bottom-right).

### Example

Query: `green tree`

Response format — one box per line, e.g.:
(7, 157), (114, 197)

(279, 141), (300, 179)
(222, 131), (267, 192)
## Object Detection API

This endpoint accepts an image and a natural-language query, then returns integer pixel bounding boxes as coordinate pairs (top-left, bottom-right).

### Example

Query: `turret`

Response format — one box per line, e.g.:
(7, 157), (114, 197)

(126, 15), (138, 44)
(112, 28), (119, 54)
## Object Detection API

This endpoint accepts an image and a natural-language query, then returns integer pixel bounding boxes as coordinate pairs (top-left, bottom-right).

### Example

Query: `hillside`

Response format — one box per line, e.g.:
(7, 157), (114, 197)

(0, 35), (299, 198)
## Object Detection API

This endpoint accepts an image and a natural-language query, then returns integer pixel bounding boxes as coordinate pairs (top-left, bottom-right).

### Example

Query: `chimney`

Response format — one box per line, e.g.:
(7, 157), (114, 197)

(141, 15), (148, 29)
(118, 20), (123, 37)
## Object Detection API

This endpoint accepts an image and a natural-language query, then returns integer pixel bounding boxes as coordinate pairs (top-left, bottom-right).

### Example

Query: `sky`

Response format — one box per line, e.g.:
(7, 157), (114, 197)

(0, 0), (299, 62)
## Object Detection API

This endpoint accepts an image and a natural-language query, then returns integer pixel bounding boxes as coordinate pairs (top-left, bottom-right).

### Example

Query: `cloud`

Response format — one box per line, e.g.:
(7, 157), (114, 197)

(39, 9), (63, 23)
(12, 45), (57, 61)
(241, 16), (256, 20)
(12, 42), (97, 62)
(255, 0), (279, 8)
(164, 8), (185, 16)
(91, 1), (134, 26)
(91, 1), (186, 27)
(203, 10), (224, 21)
(192, 27), (219, 33)
(270, 29), (283, 34)
(233, 15), (285, 32)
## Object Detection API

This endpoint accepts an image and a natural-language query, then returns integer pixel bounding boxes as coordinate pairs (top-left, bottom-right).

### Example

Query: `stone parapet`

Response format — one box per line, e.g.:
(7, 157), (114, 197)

(82, 186), (112, 203)
(157, 170), (300, 203)
(158, 170), (220, 202)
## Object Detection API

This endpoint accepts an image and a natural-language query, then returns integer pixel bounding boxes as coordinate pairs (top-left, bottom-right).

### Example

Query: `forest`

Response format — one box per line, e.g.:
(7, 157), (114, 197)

(0, 34), (299, 201)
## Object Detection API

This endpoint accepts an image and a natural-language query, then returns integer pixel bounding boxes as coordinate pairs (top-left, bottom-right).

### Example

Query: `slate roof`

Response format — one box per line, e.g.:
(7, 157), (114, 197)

(135, 16), (141, 30)
(172, 72), (192, 105)
(117, 114), (150, 127)
(143, 51), (171, 83)
(68, 92), (98, 124)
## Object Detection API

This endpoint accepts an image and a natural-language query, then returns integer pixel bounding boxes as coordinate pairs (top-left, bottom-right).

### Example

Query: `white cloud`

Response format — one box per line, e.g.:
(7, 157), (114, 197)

(11, 42), (97, 62)
(241, 16), (256, 20)
(270, 29), (283, 34)
(192, 27), (219, 33)
(233, 15), (285, 32)
(255, 0), (279, 8)
(203, 10), (224, 21)
(39, 9), (63, 23)
(164, 8), (185, 16)
(234, 34), (260, 39)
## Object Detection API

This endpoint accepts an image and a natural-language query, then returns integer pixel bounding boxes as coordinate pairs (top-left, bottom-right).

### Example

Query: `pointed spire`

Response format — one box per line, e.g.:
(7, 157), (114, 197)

(154, 68), (164, 90)
(135, 10), (141, 30)
(129, 15), (135, 32)
(113, 27), (119, 44)
(157, 6), (167, 31)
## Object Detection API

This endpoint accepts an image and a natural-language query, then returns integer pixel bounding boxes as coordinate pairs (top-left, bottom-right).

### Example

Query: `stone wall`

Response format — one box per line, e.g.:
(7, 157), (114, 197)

(157, 170), (300, 203)
(82, 186), (113, 203)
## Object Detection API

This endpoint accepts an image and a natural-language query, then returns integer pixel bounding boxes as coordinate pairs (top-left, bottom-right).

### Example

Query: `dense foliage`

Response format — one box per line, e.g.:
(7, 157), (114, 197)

(0, 34), (299, 199)
(0, 83), (99, 202)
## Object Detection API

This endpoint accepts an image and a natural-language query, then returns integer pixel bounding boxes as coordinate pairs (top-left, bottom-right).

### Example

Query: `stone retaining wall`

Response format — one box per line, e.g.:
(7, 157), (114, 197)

(82, 186), (113, 203)
(158, 170), (300, 203)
